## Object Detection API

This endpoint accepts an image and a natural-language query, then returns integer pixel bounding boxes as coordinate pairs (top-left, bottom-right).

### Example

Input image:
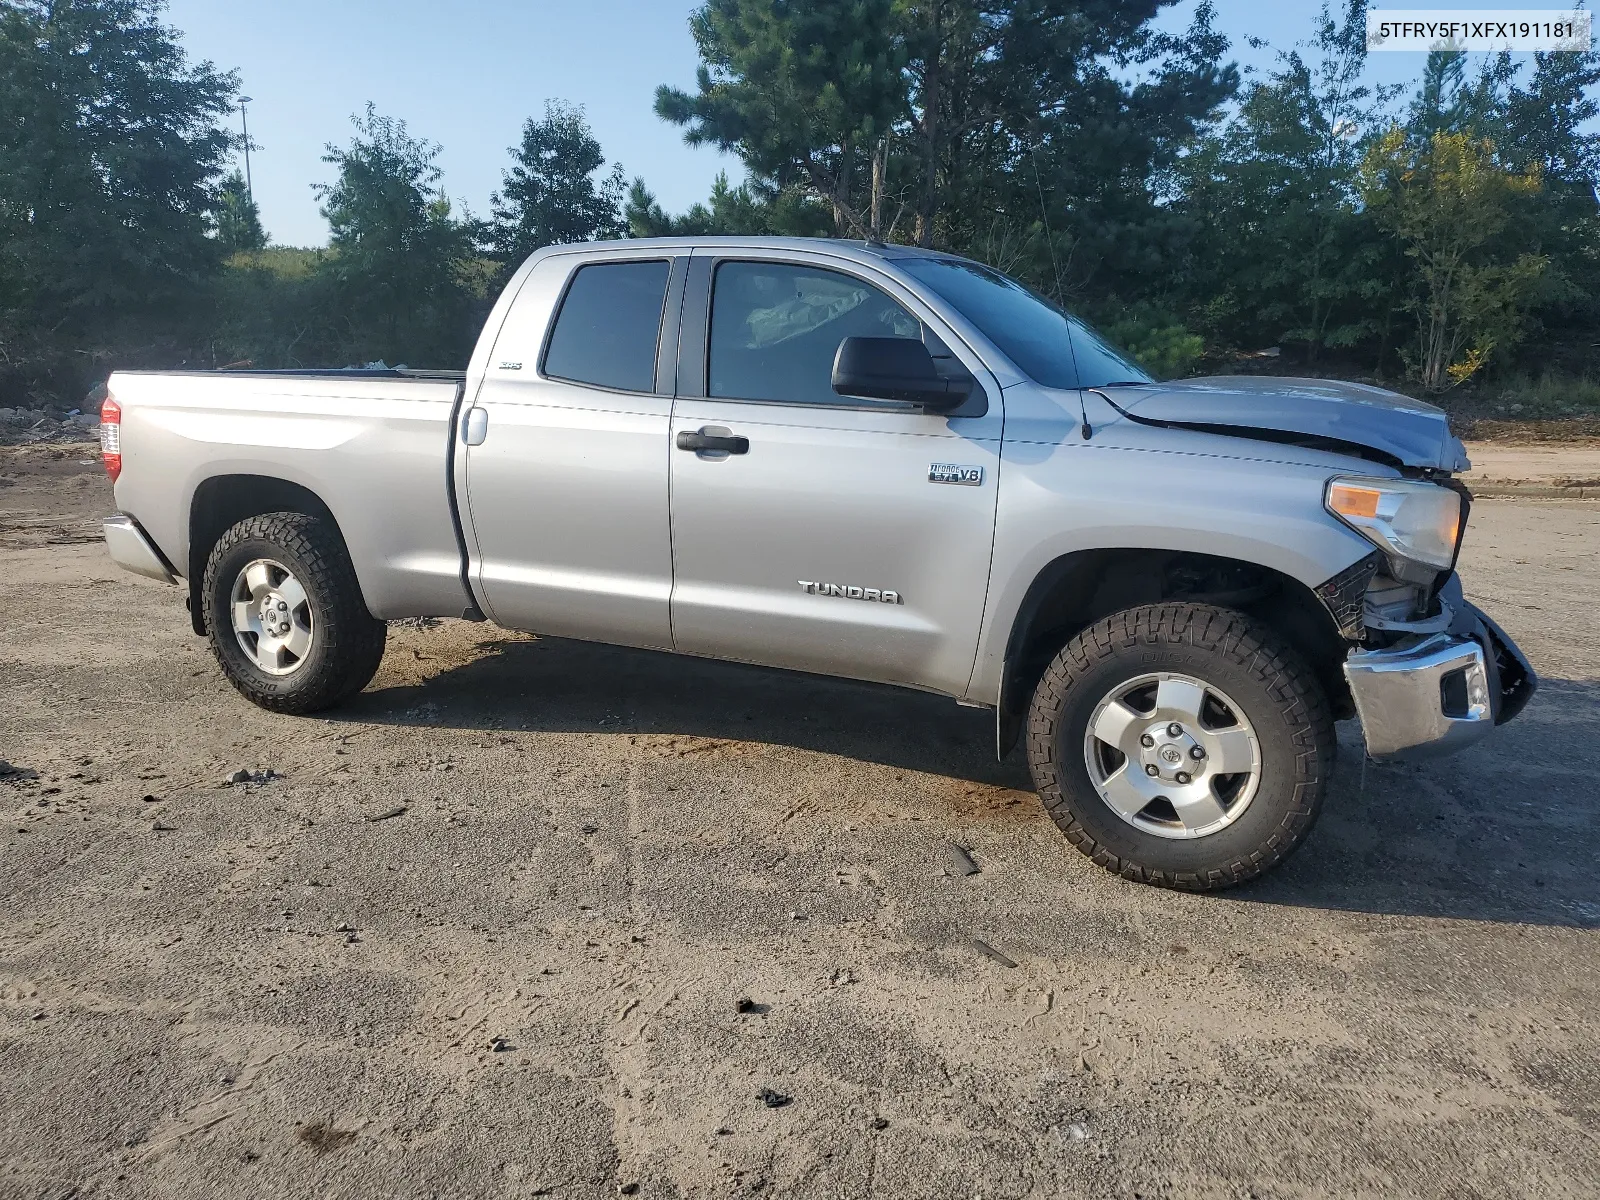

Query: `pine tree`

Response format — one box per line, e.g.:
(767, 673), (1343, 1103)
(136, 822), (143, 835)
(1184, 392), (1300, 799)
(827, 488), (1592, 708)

(488, 101), (626, 267)
(216, 169), (268, 253)
(655, 0), (904, 238)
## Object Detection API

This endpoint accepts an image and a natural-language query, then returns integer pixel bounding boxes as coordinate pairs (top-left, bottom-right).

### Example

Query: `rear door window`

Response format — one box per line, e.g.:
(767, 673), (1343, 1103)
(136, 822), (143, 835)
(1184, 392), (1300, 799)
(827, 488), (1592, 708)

(708, 260), (921, 405)
(543, 260), (671, 393)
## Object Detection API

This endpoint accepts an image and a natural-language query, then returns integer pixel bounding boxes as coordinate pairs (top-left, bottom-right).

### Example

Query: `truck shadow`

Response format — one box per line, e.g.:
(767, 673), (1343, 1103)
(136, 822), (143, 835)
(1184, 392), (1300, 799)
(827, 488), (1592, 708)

(1238, 677), (1599, 929)
(348, 634), (1596, 929)
(352, 631), (1027, 788)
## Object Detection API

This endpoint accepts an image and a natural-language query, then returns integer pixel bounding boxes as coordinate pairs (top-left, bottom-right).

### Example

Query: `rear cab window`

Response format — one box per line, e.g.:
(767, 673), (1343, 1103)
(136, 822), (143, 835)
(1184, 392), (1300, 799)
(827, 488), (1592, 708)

(543, 260), (672, 393)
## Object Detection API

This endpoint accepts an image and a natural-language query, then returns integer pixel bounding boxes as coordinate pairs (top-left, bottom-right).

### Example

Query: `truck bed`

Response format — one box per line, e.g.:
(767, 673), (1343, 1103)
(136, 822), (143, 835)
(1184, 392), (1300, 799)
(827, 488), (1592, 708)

(107, 369), (474, 620)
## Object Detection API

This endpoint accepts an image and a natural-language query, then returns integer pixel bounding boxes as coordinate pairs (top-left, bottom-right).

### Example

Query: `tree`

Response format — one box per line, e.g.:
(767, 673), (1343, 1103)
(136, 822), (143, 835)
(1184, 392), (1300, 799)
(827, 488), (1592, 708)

(625, 171), (833, 238)
(488, 101), (626, 268)
(1176, 0), (1396, 359)
(988, 0), (1236, 300)
(657, 0), (1236, 266)
(313, 104), (478, 367)
(0, 0), (236, 400)
(1360, 128), (1546, 391)
(655, 0), (905, 237)
(215, 169), (268, 253)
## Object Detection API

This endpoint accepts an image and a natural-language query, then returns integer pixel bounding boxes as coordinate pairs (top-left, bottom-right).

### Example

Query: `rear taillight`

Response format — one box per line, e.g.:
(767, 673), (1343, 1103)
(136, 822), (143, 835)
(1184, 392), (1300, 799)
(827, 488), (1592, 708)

(101, 393), (121, 482)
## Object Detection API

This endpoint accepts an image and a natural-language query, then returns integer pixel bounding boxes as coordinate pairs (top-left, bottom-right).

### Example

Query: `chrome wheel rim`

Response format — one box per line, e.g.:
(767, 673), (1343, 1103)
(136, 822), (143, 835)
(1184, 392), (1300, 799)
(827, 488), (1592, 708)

(230, 558), (314, 676)
(1082, 671), (1262, 840)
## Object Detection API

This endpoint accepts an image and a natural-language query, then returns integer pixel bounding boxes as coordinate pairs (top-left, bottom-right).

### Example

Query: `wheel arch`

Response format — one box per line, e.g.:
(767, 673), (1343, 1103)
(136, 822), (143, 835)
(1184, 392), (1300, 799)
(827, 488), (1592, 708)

(996, 547), (1353, 759)
(187, 474), (347, 635)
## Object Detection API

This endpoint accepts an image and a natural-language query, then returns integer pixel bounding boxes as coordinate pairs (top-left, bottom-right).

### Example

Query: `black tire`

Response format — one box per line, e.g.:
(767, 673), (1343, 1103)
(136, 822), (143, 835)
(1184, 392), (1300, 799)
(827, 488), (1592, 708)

(1026, 603), (1334, 891)
(202, 511), (388, 714)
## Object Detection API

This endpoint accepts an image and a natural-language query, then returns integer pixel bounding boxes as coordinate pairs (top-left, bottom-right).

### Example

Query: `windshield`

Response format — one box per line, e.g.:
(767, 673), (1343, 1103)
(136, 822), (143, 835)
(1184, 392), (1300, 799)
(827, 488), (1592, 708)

(899, 257), (1151, 389)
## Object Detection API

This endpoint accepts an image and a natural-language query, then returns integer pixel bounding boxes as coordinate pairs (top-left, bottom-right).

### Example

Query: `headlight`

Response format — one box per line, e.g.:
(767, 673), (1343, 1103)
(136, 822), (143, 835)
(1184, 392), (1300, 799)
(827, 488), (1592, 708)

(1326, 476), (1462, 571)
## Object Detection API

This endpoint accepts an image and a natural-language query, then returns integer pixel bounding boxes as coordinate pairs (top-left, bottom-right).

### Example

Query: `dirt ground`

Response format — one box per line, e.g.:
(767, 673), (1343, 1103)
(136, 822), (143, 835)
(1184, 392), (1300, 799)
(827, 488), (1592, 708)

(1, 446), (1597, 1200)
(1462, 441), (1600, 490)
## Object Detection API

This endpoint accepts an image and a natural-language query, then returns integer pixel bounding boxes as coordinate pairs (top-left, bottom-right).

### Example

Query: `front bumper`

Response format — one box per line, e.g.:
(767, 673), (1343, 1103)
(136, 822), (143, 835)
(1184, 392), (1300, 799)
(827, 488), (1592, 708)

(1343, 600), (1536, 760)
(104, 514), (177, 584)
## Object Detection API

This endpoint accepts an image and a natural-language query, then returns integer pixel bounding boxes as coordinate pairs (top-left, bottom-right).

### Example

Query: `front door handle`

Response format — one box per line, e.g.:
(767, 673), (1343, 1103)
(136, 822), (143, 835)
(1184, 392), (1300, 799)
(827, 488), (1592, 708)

(676, 429), (749, 455)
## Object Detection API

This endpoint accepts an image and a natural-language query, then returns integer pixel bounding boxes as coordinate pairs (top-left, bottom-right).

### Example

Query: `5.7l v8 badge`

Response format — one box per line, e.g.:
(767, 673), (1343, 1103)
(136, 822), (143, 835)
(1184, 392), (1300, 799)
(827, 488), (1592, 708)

(929, 463), (983, 486)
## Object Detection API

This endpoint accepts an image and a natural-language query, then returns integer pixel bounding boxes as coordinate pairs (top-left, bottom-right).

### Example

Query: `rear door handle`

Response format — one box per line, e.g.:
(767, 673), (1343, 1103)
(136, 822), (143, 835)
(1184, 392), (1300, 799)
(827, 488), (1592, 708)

(462, 406), (488, 446)
(676, 430), (749, 455)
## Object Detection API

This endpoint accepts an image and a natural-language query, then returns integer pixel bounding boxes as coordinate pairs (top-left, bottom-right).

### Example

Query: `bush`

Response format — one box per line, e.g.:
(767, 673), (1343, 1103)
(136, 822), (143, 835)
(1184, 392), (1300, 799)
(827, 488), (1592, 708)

(1099, 305), (1206, 380)
(1477, 372), (1600, 420)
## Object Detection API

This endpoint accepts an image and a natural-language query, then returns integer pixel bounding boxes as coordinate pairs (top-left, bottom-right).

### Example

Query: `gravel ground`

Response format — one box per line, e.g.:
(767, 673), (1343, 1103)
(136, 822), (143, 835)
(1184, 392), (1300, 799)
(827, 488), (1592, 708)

(1, 448), (1597, 1199)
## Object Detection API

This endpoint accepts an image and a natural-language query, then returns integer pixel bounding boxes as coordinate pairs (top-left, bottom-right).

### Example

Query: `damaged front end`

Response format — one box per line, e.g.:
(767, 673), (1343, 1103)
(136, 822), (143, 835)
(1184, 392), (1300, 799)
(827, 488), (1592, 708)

(1340, 573), (1537, 758)
(1104, 375), (1536, 760)
(1318, 549), (1537, 760)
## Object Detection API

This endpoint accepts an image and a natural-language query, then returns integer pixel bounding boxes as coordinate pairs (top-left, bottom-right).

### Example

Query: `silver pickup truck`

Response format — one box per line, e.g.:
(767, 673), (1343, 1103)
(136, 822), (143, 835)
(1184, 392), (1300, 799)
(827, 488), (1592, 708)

(100, 236), (1535, 890)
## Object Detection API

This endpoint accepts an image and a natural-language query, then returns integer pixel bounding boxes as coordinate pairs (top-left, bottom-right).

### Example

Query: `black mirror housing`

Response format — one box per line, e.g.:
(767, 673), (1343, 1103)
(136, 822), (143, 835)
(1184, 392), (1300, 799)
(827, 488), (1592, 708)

(830, 336), (973, 411)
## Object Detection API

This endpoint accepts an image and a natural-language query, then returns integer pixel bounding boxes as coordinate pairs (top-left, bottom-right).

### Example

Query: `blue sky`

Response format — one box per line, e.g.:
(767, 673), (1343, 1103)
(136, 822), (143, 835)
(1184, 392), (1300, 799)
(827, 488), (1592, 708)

(160, 0), (1588, 247)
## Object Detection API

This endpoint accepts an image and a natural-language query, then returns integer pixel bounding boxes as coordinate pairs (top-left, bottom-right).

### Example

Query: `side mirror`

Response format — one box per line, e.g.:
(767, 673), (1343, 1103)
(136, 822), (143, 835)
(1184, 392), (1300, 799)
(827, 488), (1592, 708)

(831, 336), (973, 411)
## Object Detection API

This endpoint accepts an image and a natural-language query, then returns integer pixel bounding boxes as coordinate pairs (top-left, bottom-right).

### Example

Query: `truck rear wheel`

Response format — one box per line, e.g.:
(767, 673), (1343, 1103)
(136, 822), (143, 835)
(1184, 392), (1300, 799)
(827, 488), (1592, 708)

(202, 511), (388, 714)
(1026, 603), (1334, 891)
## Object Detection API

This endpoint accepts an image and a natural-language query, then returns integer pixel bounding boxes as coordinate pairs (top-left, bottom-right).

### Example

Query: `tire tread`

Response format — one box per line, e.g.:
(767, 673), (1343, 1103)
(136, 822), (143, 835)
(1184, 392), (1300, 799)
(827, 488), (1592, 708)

(1026, 603), (1333, 892)
(202, 512), (387, 714)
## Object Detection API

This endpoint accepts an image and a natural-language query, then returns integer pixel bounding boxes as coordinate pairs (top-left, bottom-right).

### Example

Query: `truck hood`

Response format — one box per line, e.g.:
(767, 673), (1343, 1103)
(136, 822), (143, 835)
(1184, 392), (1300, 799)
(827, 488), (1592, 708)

(1104, 376), (1470, 472)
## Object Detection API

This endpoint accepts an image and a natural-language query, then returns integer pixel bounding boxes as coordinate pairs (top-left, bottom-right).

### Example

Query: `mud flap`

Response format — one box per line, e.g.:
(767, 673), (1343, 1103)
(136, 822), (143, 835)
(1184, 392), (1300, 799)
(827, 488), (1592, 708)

(996, 658), (1024, 760)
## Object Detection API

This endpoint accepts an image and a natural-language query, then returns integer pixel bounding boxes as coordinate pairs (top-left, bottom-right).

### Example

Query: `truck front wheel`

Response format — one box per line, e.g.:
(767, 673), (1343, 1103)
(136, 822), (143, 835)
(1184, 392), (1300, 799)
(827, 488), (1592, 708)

(202, 511), (388, 714)
(1026, 603), (1334, 890)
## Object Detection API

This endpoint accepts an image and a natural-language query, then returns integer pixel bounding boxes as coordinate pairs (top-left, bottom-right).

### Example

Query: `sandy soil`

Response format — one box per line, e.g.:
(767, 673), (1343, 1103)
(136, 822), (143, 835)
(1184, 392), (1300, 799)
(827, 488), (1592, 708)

(1, 447), (1597, 1199)
(1463, 441), (1600, 488)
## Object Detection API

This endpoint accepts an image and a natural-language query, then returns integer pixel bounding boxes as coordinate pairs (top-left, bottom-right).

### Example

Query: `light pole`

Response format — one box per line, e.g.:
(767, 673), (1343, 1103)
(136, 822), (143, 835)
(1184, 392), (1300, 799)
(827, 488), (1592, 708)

(237, 96), (254, 201)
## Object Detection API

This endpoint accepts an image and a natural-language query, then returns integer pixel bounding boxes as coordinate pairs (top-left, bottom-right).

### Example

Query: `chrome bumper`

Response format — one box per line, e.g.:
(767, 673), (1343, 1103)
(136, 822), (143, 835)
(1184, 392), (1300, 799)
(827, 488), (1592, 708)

(1343, 604), (1537, 760)
(104, 515), (177, 584)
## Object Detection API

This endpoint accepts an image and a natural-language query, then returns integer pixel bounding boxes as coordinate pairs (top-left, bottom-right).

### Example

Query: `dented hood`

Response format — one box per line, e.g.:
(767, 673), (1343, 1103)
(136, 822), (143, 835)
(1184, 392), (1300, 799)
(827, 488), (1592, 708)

(1107, 376), (1470, 472)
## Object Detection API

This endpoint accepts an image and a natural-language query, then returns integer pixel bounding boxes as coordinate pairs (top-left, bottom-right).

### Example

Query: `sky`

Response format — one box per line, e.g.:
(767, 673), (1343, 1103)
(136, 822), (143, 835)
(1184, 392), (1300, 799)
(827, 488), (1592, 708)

(159, 0), (1592, 248)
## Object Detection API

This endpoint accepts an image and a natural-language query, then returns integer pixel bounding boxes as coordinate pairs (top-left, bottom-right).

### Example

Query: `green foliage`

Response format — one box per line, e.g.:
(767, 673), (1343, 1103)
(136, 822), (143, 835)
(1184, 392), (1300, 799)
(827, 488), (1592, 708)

(1098, 306), (1205, 380)
(206, 247), (329, 368)
(2, 2), (1597, 419)
(216, 170), (268, 253)
(1484, 372), (1600, 420)
(1360, 128), (1546, 391)
(488, 101), (626, 271)
(0, 0), (236, 403)
(625, 172), (832, 238)
(1175, 1), (1396, 359)
(656, 0), (904, 238)
(312, 104), (480, 367)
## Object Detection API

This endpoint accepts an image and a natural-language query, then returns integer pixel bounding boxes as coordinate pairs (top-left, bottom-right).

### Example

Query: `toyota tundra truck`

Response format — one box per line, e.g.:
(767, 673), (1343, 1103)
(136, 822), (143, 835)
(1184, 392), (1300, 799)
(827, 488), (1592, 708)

(98, 236), (1536, 890)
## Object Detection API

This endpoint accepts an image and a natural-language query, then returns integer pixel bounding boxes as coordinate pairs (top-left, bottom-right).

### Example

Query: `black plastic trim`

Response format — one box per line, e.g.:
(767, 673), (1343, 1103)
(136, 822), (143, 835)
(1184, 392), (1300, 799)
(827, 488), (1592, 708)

(1313, 552), (1382, 641)
(655, 255), (689, 397)
(442, 378), (486, 621)
(677, 254), (713, 398)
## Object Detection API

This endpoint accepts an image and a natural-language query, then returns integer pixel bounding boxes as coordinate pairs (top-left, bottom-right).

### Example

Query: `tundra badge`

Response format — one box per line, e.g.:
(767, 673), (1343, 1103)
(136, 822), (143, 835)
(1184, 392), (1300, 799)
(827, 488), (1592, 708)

(798, 581), (904, 604)
(929, 463), (983, 486)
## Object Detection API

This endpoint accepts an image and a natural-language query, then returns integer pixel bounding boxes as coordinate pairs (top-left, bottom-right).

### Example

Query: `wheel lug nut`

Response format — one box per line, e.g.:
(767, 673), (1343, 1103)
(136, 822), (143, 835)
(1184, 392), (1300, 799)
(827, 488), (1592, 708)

(1144, 764), (1159, 777)
(1176, 771), (1192, 785)
(1139, 734), (1155, 748)
(1190, 746), (1205, 760)
(1167, 723), (1183, 737)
